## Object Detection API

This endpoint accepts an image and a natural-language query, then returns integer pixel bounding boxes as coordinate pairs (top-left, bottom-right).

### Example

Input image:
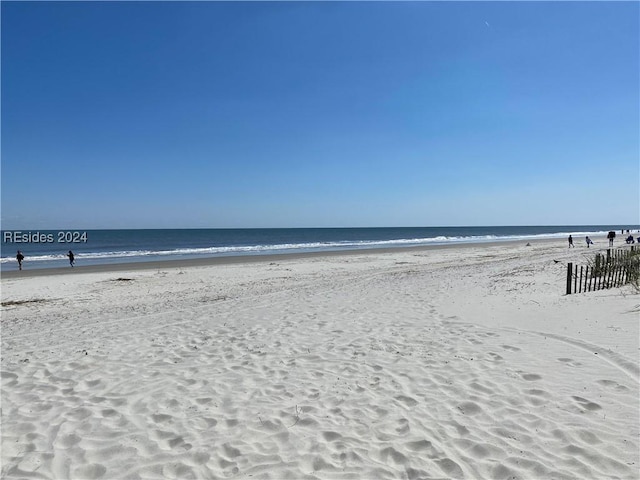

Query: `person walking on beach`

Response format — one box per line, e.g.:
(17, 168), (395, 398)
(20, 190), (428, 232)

(607, 231), (615, 247)
(67, 250), (75, 267)
(568, 235), (574, 248)
(585, 236), (593, 248)
(16, 250), (24, 270)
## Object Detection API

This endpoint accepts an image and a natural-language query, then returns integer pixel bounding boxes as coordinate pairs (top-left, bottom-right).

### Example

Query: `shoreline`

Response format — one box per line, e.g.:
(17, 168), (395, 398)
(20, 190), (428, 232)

(0, 235), (621, 279)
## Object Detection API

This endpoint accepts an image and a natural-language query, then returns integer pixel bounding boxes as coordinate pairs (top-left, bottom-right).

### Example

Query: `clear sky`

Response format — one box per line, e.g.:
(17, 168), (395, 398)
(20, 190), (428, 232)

(1, 1), (638, 229)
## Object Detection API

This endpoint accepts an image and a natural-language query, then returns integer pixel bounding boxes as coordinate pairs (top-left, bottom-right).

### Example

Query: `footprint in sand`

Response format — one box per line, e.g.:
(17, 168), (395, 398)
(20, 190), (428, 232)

(486, 352), (503, 362)
(571, 396), (602, 411)
(405, 439), (434, 452)
(57, 433), (82, 448)
(151, 413), (173, 424)
(395, 395), (418, 407)
(222, 443), (242, 458)
(577, 429), (602, 445)
(521, 373), (542, 381)
(501, 345), (521, 352)
(480, 332), (499, 338)
(558, 358), (582, 367)
(524, 388), (549, 406)
(436, 458), (464, 478)
(101, 408), (118, 418)
(65, 407), (93, 421)
(596, 379), (630, 392)
(322, 431), (342, 442)
(449, 420), (470, 436)
(0, 371), (18, 387)
(379, 446), (407, 465)
(470, 382), (495, 395)
(526, 388), (548, 397)
(72, 463), (107, 479)
(168, 437), (192, 451)
(457, 401), (482, 416)
(395, 418), (410, 434)
(225, 418), (239, 427)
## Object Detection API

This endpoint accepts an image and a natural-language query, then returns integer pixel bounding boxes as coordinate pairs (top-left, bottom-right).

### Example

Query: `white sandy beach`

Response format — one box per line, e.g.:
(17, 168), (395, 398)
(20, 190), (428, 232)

(1, 237), (638, 479)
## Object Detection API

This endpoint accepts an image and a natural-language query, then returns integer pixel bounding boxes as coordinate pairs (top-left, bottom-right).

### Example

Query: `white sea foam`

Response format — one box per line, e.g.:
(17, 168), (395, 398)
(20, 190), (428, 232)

(0, 229), (625, 265)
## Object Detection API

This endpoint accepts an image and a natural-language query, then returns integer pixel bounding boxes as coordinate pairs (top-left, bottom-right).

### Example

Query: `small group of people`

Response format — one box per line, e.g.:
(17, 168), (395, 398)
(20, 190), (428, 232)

(568, 232), (639, 249)
(567, 235), (595, 248)
(568, 235), (595, 248)
(604, 230), (640, 246)
(15, 250), (75, 270)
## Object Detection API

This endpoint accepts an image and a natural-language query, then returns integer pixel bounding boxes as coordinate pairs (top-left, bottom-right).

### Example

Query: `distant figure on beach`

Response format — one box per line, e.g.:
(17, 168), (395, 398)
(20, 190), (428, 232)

(626, 235), (635, 244)
(585, 236), (593, 248)
(568, 235), (574, 248)
(67, 250), (75, 267)
(16, 250), (24, 270)
(607, 231), (616, 247)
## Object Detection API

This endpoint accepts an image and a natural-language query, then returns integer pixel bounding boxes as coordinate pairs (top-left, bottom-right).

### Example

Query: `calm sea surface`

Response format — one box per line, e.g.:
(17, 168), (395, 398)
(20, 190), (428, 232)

(1, 226), (638, 271)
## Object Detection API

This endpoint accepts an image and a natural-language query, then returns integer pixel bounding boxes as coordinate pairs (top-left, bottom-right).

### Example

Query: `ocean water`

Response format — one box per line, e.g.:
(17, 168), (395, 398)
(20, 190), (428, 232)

(1, 226), (638, 271)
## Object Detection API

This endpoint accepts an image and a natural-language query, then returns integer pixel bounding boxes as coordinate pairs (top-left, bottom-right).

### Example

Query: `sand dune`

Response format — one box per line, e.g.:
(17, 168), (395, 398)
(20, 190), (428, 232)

(2, 239), (638, 479)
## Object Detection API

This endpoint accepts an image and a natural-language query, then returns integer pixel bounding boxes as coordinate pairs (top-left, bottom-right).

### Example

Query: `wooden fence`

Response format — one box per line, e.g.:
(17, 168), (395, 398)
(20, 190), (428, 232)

(566, 246), (638, 295)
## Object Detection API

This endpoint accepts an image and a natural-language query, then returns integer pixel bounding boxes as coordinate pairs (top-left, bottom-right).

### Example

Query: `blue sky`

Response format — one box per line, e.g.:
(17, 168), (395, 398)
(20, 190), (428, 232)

(2, 1), (638, 229)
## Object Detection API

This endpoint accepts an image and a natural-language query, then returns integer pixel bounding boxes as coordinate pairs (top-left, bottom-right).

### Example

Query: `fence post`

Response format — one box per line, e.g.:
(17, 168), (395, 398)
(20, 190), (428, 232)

(618, 263), (623, 286)
(625, 262), (630, 284)
(618, 263), (625, 286)
(585, 266), (590, 292)
(579, 266), (583, 293)
(566, 263), (573, 295)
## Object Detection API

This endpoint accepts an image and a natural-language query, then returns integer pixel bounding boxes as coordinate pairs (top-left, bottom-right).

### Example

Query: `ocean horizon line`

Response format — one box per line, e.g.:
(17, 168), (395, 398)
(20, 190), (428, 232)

(2, 224), (639, 231)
